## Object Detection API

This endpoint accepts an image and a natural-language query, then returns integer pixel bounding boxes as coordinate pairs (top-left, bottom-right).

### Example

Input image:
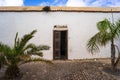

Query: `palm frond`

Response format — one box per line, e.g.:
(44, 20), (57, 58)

(14, 32), (18, 49)
(87, 33), (100, 54)
(0, 30), (50, 70)
(14, 30), (37, 55)
(0, 43), (14, 65)
(0, 52), (5, 67)
(87, 18), (120, 55)
(37, 45), (50, 50)
(25, 58), (52, 64)
(0, 42), (13, 57)
(114, 19), (120, 37)
(99, 32), (111, 46)
(24, 43), (50, 57)
(97, 19), (110, 32)
(87, 31), (111, 53)
(97, 19), (116, 34)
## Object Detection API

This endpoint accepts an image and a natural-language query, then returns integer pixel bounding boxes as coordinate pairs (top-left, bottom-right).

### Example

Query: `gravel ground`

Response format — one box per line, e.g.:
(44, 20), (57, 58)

(0, 59), (120, 80)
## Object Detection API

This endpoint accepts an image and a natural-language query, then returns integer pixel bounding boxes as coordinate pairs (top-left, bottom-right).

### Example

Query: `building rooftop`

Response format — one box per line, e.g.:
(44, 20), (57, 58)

(0, 6), (120, 12)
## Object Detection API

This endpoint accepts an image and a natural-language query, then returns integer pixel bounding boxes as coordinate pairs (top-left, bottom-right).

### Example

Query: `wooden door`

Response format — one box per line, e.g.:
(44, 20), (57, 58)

(53, 31), (61, 59)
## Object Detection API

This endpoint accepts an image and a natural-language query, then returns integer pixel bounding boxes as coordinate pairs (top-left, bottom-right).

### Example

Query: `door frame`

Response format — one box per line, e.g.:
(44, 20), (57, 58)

(53, 25), (68, 60)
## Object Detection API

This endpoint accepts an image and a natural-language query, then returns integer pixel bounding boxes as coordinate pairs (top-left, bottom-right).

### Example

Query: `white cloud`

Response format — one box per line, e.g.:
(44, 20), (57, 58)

(107, 0), (120, 7)
(66, 0), (120, 7)
(66, 0), (86, 7)
(88, 0), (103, 6)
(0, 0), (120, 7)
(0, 0), (24, 6)
(39, 2), (49, 6)
(86, 0), (120, 7)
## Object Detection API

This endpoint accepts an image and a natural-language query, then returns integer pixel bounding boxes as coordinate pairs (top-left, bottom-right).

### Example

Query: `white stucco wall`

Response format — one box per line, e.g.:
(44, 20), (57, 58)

(0, 11), (120, 60)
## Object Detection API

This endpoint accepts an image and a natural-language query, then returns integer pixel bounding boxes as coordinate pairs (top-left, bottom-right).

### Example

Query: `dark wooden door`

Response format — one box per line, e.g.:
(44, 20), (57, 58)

(53, 31), (61, 59)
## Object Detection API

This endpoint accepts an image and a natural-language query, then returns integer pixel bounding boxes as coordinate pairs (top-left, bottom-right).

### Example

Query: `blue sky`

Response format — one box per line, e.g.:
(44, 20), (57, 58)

(0, 0), (120, 7)
(24, 0), (43, 6)
(24, 0), (67, 6)
(24, 0), (52, 6)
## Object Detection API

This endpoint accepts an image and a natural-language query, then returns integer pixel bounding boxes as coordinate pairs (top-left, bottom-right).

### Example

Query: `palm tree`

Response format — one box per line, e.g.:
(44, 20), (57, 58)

(0, 30), (50, 78)
(87, 18), (120, 70)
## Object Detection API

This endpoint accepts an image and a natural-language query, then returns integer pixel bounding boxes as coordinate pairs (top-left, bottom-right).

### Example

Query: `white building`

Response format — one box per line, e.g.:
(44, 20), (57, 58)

(0, 6), (120, 60)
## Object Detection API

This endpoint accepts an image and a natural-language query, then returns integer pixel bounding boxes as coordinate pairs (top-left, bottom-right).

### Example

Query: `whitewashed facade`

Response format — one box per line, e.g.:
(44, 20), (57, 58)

(0, 7), (120, 60)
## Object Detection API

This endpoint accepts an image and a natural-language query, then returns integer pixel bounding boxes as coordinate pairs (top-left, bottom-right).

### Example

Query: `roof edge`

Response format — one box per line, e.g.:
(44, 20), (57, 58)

(0, 6), (120, 12)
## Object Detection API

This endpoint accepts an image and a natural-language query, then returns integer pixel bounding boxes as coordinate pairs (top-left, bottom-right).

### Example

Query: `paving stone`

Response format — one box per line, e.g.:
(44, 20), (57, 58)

(0, 60), (119, 80)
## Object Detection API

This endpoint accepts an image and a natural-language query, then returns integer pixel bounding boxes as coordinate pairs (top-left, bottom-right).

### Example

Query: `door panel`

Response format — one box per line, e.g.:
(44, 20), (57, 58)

(53, 31), (61, 59)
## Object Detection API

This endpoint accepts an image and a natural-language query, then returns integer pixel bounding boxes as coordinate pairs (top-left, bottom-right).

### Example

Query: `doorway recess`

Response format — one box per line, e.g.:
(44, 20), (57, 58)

(53, 25), (68, 60)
